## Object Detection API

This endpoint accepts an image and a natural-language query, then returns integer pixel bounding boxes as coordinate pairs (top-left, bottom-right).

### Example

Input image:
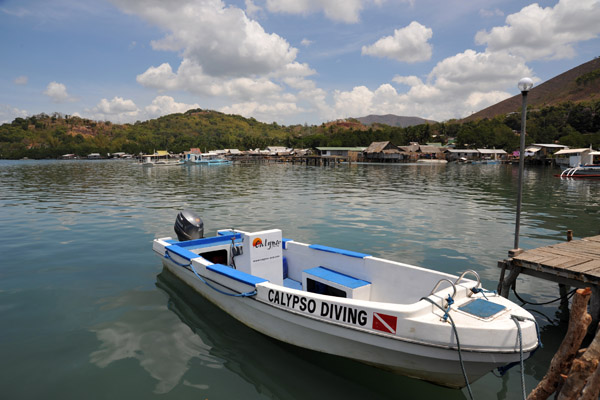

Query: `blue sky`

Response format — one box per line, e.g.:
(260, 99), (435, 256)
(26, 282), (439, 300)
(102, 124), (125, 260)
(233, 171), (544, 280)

(1, 0), (599, 125)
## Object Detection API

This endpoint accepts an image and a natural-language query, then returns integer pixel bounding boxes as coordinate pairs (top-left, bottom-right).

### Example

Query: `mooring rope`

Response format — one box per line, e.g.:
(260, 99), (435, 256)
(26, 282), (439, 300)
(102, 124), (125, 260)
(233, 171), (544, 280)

(421, 295), (474, 400)
(512, 281), (576, 306)
(164, 251), (257, 297)
(511, 315), (527, 400)
(495, 314), (541, 400)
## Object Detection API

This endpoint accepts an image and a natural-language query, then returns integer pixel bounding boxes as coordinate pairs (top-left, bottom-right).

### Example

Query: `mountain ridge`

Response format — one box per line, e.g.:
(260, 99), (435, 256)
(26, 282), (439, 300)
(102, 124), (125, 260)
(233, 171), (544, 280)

(354, 114), (437, 127)
(461, 58), (600, 122)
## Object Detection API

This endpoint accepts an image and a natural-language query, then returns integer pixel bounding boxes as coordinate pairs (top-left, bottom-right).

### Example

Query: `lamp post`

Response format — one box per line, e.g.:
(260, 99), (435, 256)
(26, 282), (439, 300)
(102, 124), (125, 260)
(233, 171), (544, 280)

(512, 77), (534, 255)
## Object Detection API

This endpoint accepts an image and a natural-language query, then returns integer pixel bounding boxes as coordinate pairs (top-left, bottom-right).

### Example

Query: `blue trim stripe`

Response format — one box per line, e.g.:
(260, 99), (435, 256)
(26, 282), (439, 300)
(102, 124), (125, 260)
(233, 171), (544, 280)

(304, 266), (370, 289)
(165, 244), (202, 261)
(177, 233), (242, 249)
(206, 263), (267, 286)
(282, 238), (292, 249)
(308, 244), (371, 259)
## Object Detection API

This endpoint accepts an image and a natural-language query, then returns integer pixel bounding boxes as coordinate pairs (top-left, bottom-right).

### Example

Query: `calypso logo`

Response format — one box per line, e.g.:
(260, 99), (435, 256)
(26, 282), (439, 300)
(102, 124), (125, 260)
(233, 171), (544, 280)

(252, 237), (281, 250)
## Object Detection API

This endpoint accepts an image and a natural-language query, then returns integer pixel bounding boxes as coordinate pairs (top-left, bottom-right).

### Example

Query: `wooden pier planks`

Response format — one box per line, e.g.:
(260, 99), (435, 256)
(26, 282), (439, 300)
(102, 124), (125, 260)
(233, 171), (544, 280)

(498, 235), (600, 321)
(511, 235), (600, 281)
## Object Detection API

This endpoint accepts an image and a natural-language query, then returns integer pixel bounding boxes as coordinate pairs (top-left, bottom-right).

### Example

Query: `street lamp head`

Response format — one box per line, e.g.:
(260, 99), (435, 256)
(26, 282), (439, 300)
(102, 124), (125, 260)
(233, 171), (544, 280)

(518, 77), (534, 92)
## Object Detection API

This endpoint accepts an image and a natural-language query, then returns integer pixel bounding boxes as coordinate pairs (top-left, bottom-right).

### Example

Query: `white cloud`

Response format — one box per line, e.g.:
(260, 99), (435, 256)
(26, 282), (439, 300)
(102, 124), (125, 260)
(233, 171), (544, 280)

(264, 0), (399, 23)
(392, 75), (423, 87)
(0, 104), (29, 124)
(96, 97), (138, 115)
(137, 60), (286, 100)
(479, 8), (504, 18)
(116, 0), (320, 124)
(362, 21), (432, 63)
(115, 0), (297, 78)
(245, 0), (262, 18)
(221, 101), (302, 121)
(301, 38), (313, 47)
(43, 81), (77, 103)
(329, 49), (533, 121)
(87, 97), (139, 122)
(475, 0), (600, 61)
(265, 0), (364, 23)
(14, 76), (28, 85)
(145, 96), (200, 118)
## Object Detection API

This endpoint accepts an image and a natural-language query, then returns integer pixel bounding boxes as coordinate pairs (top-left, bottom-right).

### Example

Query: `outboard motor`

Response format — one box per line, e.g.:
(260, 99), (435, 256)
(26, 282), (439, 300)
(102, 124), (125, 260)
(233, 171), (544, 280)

(174, 210), (204, 241)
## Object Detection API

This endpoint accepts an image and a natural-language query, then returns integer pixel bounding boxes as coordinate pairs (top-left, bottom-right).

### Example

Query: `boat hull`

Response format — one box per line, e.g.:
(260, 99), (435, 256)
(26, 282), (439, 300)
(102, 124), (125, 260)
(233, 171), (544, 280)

(160, 257), (532, 388)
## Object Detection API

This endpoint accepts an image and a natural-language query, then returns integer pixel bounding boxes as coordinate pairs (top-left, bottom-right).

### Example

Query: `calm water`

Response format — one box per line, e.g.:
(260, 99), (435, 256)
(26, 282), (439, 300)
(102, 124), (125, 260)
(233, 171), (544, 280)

(1, 160), (599, 399)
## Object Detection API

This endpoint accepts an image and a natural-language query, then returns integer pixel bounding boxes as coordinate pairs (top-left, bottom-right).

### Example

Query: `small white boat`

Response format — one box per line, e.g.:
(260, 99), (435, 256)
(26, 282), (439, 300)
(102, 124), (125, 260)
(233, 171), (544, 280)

(556, 148), (600, 178)
(140, 151), (182, 167)
(184, 152), (231, 165)
(153, 211), (539, 389)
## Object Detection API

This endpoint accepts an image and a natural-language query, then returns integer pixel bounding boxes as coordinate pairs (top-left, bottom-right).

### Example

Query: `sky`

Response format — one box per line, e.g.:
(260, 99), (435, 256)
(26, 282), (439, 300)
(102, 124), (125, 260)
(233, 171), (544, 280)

(1, 0), (599, 126)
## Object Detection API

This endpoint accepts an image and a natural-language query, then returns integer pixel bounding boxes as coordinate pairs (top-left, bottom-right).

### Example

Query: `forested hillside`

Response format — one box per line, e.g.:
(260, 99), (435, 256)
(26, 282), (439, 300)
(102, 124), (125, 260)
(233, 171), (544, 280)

(1, 99), (599, 159)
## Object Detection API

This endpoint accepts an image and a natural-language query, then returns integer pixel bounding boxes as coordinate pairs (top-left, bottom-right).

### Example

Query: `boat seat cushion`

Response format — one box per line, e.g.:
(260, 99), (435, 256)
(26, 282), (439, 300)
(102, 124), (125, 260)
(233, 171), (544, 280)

(304, 266), (370, 289)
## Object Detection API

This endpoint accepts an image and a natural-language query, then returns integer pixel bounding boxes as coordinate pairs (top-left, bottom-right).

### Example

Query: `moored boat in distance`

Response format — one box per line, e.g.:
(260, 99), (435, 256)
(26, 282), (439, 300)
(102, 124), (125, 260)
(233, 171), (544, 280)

(183, 152), (231, 165)
(556, 147), (600, 178)
(140, 151), (182, 167)
(153, 211), (539, 389)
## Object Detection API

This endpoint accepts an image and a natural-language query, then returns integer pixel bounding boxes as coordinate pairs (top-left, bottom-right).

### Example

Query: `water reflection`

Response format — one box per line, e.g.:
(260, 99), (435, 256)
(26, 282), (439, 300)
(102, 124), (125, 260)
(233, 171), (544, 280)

(90, 289), (220, 394)
(2, 159), (600, 399)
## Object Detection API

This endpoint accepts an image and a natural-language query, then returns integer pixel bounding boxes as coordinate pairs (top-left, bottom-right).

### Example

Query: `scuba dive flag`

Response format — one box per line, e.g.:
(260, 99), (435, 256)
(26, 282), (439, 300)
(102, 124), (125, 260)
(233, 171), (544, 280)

(372, 312), (397, 334)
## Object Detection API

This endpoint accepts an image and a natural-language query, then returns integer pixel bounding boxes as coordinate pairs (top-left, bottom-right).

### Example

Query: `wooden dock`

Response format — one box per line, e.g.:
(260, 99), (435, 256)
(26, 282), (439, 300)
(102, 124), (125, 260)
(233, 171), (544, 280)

(498, 234), (600, 320)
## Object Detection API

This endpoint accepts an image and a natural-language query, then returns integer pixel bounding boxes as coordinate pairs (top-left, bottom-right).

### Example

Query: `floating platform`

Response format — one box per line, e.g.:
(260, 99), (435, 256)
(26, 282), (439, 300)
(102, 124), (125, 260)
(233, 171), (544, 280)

(498, 235), (600, 320)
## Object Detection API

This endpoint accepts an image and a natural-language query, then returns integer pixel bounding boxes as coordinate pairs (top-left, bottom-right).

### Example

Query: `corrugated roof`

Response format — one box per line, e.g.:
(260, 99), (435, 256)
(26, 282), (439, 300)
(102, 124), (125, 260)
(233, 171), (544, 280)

(555, 148), (593, 155)
(400, 144), (420, 152)
(419, 145), (443, 154)
(446, 149), (479, 153)
(365, 141), (392, 153)
(477, 149), (507, 154)
(531, 144), (568, 149)
(316, 147), (367, 151)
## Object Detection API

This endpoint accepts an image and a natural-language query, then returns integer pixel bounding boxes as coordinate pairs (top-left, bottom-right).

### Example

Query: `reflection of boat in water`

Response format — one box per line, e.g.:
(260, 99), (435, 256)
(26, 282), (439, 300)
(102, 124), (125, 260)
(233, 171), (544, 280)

(140, 151), (182, 167)
(152, 210), (539, 389)
(416, 159), (448, 164)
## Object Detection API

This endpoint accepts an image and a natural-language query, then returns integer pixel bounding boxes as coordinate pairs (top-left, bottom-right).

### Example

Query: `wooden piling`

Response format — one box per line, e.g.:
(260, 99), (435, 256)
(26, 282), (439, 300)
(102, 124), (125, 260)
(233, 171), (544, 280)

(527, 288), (592, 400)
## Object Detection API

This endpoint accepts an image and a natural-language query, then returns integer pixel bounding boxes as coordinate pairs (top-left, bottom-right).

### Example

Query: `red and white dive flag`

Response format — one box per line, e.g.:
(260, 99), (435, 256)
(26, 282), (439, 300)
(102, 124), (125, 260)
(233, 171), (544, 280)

(372, 312), (397, 334)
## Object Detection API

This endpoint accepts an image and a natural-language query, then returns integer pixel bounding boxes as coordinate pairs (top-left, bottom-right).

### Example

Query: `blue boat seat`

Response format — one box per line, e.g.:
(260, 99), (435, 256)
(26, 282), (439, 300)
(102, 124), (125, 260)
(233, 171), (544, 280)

(304, 266), (370, 289)
(302, 266), (371, 300)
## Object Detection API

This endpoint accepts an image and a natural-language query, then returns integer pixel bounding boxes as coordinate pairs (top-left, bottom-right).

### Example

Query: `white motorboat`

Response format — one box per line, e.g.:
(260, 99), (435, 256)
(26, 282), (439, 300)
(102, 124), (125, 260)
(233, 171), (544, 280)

(140, 151), (182, 166)
(152, 211), (539, 389)
(184, 152), (231, 165)
(556, 148), (600, 178)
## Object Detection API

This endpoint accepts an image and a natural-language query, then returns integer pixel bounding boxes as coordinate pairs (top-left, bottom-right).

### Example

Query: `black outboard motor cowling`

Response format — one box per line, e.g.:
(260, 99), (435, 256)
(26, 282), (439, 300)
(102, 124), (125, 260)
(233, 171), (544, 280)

(174, 210), (204, 241)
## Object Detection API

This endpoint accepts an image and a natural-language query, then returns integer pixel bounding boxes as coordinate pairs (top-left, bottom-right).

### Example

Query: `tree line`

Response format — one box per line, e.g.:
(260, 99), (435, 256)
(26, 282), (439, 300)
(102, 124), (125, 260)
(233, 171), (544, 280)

(1, 101), (599, 160)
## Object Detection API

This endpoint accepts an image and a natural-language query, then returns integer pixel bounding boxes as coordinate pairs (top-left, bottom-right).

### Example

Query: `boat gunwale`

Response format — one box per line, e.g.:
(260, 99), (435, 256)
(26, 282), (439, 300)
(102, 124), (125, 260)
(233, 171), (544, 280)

(162, 256), (537, 355)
